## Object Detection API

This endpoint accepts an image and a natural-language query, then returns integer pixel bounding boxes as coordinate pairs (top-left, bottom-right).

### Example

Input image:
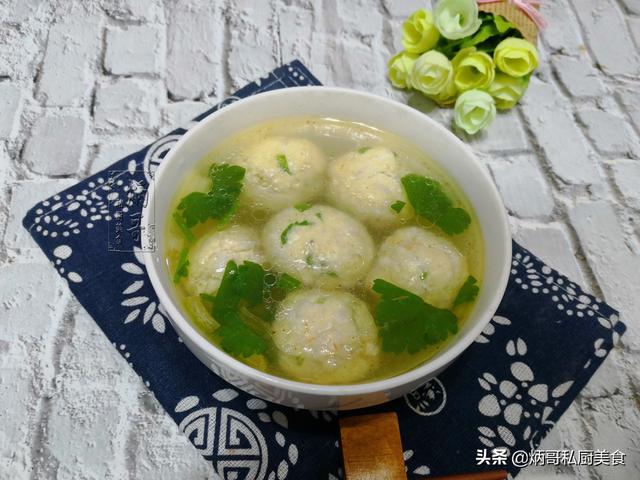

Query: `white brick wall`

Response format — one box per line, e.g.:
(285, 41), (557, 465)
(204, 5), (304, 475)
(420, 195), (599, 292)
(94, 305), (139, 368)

(1, 1), (639, 479)
(104, 25), (166, 75)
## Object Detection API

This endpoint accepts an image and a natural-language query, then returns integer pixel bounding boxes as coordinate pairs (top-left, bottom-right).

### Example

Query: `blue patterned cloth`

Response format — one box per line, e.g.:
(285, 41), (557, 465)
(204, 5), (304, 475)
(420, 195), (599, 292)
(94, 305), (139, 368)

(22, 61), (624, 480)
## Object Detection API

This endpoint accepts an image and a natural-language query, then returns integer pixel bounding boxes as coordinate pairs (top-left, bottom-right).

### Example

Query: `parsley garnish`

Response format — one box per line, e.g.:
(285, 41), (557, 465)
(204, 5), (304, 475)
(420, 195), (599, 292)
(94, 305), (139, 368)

(199, 293), (216, 304)
(173, 246), (190, 283)
(216, 322), (268, 358)
(390, 200), (406, 214)
(280, 220), (313, 245)
(372, 279), (458, 354)
(294, 202), (312, 212)
(453, 275), (480, 307)
(358, 146), (371, 154)
(277, 154), (291, 174)
(184, 295), (219, 334)
(174, 163), (245, 237)
(275, 273), (302, 293)
(173, 212), (194, 243)
(211, 260), (301, 357)
(401, 174), (471, 235)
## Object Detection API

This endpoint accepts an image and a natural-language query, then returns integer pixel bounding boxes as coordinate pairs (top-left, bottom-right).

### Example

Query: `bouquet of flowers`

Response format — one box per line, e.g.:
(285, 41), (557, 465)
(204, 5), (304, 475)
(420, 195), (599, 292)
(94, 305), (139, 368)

(388, 0), (544, 135)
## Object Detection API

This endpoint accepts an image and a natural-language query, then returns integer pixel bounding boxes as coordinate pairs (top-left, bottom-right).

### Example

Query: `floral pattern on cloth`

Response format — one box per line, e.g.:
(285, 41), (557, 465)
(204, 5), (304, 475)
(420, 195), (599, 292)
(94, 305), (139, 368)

(22, 61), (624, 479)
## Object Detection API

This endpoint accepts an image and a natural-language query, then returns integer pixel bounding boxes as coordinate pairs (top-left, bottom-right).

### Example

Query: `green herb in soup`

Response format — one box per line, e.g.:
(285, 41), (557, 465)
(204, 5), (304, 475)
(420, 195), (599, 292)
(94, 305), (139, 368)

(401, 174), (471, 235)
(454, 275), (480, 307)
(172, 246), (190, 284)
(211, 260), (300, 357)
(372, 279), (458, 354)
(174, 163), (245, 237)
(165, 117), (484, 385)
(280, 220), (313, 245)
(390, 200), (406, 214)
(276, 153), (291, 174)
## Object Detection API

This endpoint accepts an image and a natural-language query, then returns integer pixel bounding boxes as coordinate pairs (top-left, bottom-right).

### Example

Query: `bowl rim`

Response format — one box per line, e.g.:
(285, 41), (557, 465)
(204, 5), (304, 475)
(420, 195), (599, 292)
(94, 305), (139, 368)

(142, 86), (512, 398)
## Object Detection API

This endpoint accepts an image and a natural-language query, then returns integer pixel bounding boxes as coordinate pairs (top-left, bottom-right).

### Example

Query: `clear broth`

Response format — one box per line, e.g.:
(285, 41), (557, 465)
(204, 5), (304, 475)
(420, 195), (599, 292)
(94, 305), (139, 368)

(165, 117), (484, 384)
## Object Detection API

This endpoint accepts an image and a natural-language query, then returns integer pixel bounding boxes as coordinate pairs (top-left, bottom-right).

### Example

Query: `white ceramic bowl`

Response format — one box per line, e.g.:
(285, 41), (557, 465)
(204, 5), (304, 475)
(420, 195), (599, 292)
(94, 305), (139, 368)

(142, 87), (511, 411)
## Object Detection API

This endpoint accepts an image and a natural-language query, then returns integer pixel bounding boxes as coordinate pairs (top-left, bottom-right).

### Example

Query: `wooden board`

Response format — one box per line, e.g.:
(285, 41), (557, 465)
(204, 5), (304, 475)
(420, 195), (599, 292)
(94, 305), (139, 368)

(339, 412), (407, 480)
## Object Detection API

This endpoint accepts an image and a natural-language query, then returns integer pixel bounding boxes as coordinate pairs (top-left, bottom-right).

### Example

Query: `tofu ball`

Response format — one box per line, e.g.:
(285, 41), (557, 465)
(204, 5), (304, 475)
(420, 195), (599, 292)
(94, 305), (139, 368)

(185, 225), (265, 296)
(272, 289), (380, 384)
(262, 205), (375, 288)
(367, 227), (468, 308)
(237, 136), (328, 212)
(327, 146), (413, 229)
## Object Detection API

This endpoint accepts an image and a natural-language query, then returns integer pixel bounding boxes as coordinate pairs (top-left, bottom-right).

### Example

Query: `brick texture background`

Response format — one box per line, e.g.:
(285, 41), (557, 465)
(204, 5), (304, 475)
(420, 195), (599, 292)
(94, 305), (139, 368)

(0, 1), (639, 479)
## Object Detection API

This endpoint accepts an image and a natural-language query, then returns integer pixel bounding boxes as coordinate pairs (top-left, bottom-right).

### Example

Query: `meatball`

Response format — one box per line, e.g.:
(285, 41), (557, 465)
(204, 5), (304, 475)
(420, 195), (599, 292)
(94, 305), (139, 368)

(237, 136), (327, 212)
(262, 205), (374, 288)
(366, 227), (468, 308)
(185, 225), (265, 295)
(327, 146), (413, 229)
(272, 289), (380, 384)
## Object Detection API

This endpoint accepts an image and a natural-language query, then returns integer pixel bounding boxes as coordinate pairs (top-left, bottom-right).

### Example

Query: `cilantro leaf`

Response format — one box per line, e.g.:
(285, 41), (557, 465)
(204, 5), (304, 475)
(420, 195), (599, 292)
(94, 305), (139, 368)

(210, 260), (301, 357)
(277, 154), (291, 174)
(358, 146), (371, 153)
(199, 293), (216, 304)
(280, 220), (313, 245)
(372, 279), (458, 354)
(402, 174), (450, 217)
(401, 174), (471, 235)
(294, 202), (312, 212)
(174, 163), (245, 233)
(173, 246), (190, 283)
(454, 275), (480, 307)
(175, 191), (214, 227)
(236, 261), (266, 307)
(173, 212), (194, 243)
(275, 273), (301, 292)
(216, 321), (268, 357)
(212, 260), (242, 319)
(438, 207), (472, 235)
(184, 295), (219, 334)
(390, 200), (406, 214)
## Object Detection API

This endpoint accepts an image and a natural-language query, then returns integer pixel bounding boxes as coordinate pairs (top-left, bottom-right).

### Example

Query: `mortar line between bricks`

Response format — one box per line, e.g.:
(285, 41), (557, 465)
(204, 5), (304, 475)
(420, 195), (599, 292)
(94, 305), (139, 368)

(3, 2), (640, 478)
(566, 0), (639, 83)
(513, 106), (607, 300)
(29, 397), (57, 480)
(528, 7), (640, 300)
(28, 292), (75, 480)
(220, 4), (233, 97)
(613, 0), (639, 20)
(614, 90), (640, 140)
(273, 0), (284, 66)
(553, 58), (640, 255)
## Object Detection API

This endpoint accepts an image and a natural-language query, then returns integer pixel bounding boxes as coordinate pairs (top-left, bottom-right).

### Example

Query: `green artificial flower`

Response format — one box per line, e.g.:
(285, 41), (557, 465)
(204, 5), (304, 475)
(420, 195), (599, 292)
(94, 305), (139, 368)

(434, 0), (482, 40)
(388, 51), (419, 89)
(402, 9), (441, 54)
(410, 50), (454, 96)
(494, 37), (539, 77)
(487, 73), (529, 109)
(432, 77), (458, 106)
(452, 47), (495, 92)
(454, 89), (496, 134)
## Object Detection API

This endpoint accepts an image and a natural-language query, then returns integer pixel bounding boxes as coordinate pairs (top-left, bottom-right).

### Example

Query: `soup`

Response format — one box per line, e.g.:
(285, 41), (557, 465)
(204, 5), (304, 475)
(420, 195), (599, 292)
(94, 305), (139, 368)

(165, 117), (484, 385)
